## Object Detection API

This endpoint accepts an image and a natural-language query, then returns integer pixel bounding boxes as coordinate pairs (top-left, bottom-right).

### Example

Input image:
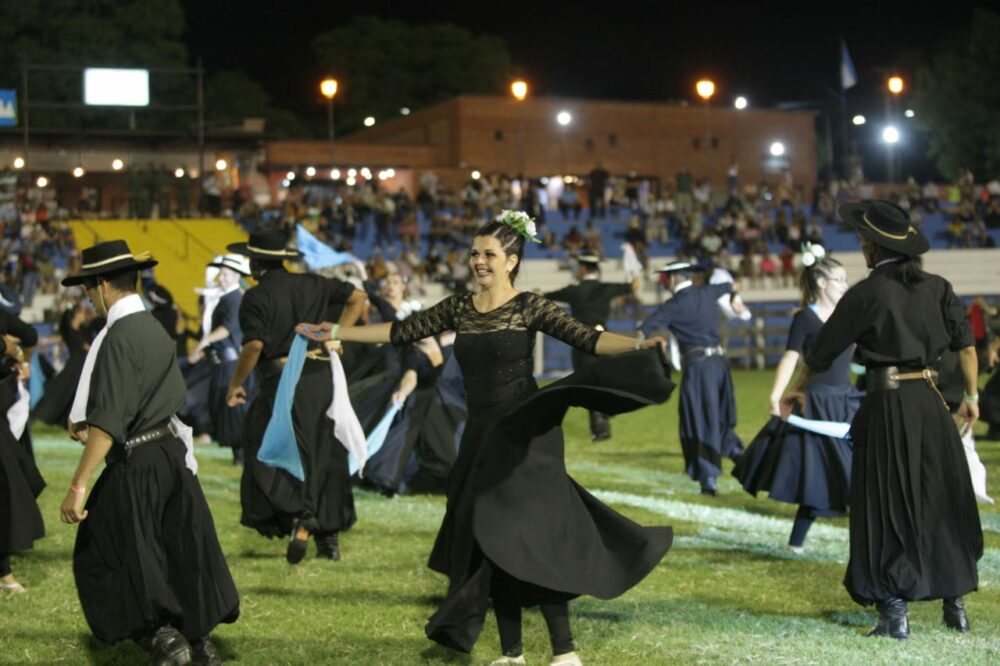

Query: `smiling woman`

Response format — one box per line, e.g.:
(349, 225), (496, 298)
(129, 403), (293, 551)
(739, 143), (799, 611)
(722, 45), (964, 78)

(296, 212), (674, 665)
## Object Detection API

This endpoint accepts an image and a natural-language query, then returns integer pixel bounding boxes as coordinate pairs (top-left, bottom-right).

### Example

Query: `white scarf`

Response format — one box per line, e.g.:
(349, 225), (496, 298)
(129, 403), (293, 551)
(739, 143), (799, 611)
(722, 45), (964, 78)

(6, 381), (29, 440)
(326, 352), (367, 473)
(70, 293), (197, 474)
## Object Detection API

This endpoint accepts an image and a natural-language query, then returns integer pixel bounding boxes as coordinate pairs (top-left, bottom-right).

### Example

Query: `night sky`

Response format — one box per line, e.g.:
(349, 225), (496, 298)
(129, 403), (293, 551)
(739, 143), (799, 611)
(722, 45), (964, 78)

(181, 0), (985, 178)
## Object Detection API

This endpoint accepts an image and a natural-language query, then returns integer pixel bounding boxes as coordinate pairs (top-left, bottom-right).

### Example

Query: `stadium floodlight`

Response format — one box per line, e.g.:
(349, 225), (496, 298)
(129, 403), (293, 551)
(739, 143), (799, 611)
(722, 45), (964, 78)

(112, 158), (124, 171)
(363, 116), (376, 127)
(330, 168), (340, 179)
(852, 115), (866, 126)
(72, 167), (85, 178)
(769, 142), (786, 157)
(904, 109), (915, 118)
(882, 126), (900, 144)
(471, 170), (481, 180)
(734, 96), (748, 110)
(84, 68), (150, 106)
(175, 168), (185, 178)
(36, 176), (48, 188)
(556, 110), (572, 126)
(12, 157), (24, 169)
(305, 166), (316, 177)
(216, 159), (228, 171)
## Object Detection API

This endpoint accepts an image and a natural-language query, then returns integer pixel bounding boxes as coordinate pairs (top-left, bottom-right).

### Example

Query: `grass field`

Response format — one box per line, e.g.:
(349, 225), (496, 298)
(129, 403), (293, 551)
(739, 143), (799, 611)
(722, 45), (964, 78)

(2, 369), (1000, 665)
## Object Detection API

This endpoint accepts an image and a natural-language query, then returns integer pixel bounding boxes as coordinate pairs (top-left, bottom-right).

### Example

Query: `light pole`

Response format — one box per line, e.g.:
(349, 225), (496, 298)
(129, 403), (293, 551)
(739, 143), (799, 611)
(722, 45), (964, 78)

(885, 75), (904, 183)
(320, 78), (338, 170)
(511, 80), (528, 182)
(696, 79), (716, 185)
(556, 110), (572, 175)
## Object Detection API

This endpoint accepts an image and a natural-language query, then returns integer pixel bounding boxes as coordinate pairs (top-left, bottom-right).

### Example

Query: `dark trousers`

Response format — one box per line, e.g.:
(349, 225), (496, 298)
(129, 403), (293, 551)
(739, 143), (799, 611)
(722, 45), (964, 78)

(0, 554), (10, 577)
(572, 348), (610, 439)
(495, 597), (574, 656)
(789, 505), (817, 547)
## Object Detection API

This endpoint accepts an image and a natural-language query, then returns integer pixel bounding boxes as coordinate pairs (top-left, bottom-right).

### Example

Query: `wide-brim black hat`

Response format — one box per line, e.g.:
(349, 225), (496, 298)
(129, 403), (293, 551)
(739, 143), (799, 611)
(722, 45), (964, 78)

(656, 260), (709, 274)
(227, 231), (303, 260)
(839, 200), (929, 256)
(574, 253), (602, 265)
(62, 240), (158, 286)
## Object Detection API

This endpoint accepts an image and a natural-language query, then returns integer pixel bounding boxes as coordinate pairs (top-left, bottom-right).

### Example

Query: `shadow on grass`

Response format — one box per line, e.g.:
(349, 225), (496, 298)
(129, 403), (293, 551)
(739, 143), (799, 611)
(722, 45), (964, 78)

(243, 585), (439, 607)
(420, 643), (473, 664)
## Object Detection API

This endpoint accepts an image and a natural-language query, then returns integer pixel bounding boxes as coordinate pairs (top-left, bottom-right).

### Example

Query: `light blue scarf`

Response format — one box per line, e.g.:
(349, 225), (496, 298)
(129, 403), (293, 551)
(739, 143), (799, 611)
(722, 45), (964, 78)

(349, 401), (401, 475)
(258, 334), (308, 480)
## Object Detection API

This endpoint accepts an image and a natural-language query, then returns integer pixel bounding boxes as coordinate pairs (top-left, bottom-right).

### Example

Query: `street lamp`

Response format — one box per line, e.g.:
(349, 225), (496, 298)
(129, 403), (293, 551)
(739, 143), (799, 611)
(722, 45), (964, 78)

(555, 110), (572, 174)
(320, 77), (338, 170)
(511, 80), (528, 182)
(696, 79), (716, 182)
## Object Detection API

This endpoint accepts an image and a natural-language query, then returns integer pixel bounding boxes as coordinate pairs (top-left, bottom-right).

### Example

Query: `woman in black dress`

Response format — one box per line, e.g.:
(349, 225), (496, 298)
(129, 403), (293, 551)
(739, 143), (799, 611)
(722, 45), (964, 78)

(0, 309), (42, 594)
(784, 201), (982, 639)
(299, 213), (674, 666)
(33, 297), (102, 427)
(735, 248), (857, 551)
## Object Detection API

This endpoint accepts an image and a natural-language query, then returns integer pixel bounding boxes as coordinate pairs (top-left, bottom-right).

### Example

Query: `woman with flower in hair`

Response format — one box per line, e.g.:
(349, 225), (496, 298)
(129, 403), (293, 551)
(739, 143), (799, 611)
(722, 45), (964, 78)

(298, 210), (674, 666)
(734, 244), (857, 552)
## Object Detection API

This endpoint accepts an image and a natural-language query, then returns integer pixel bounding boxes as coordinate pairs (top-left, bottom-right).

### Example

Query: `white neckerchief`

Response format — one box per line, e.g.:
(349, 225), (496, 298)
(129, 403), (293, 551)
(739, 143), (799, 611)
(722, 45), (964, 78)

(581, 274), (600, 282)
(70, 293), (198, 474)
(673, 280), (693, 294)
(199, 286), (223, 338)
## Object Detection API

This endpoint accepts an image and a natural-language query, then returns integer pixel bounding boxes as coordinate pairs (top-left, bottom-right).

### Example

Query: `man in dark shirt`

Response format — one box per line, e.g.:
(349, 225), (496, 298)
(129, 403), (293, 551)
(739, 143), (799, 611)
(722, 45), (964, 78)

(545, 254), (636, 440)
(639, 261), (743, 495)
(588, 164), (610, 220)
(59, 240), (238, 666)
(227, 231), (366, 564)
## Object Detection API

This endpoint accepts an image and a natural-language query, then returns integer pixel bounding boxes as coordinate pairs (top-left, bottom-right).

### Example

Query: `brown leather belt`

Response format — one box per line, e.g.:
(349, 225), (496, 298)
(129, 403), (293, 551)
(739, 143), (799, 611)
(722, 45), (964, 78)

(866, 366), (938, 391)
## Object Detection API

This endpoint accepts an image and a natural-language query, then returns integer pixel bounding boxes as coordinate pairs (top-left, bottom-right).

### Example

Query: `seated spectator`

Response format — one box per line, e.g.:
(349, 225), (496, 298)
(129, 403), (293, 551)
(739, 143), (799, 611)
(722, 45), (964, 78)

(562, 225), (583, 255)
(582, 220), (604, 258)
(558, 185), (582, 220)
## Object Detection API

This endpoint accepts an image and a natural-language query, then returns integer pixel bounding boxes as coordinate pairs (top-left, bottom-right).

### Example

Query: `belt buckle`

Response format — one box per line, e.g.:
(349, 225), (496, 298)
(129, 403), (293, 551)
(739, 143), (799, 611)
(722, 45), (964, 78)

(167, 420), (179, 438)
(885, 366), (900, 389)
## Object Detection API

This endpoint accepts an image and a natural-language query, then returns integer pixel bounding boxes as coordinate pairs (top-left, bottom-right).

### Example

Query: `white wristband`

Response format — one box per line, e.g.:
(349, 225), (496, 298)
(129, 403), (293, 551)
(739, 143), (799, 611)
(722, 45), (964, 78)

(963, 393), (979, 404)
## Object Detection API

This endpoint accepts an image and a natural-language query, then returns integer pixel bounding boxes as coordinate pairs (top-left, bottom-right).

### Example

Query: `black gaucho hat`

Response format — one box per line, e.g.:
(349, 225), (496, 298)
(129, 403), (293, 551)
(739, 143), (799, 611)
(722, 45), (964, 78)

(227, 230), (303, 260)
(838, 199), (929, 256)
(656, 260), (709, 274)
(574, 253), (602, 266)
(61, 240), (158, 287)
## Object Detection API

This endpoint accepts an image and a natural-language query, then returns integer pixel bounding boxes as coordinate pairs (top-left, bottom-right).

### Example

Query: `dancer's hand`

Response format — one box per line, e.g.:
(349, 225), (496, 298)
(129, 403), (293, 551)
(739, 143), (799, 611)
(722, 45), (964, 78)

(957, 400), (979, 437)
(643, 336), (667, 350)
(990, 345), (999, 370)
(779, 392), (805, 420)
(769, 397), (782, 417)
(296, 321), (334, 342)
(187, 348), (205, 365)
(324, 340), (344, 356)
(227, 386), (247, 407)
(60, 489), (88, 524)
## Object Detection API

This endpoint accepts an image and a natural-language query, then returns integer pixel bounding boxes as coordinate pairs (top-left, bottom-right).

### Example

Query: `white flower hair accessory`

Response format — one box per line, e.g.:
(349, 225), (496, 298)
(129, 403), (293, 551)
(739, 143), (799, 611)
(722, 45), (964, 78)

(496, 209), (542, 244)
(801, 242), (827, 268)
(396, 299), (424, 321)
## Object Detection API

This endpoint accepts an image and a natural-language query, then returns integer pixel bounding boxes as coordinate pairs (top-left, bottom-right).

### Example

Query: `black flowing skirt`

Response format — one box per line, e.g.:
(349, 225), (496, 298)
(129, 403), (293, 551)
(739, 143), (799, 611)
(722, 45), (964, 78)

(178, 359), (214, 437)
(73, 438), (239, 643)
(0, 373), (44, 554)
(32, 352), (85, 426)
(424, 349), (675, 653)
(980, 368), (1000, 427)
(734, 383), (858, 513)
(240, 359), (356, 538)
(678, 356), (743, 482)
(844, 381), (983, 605)
(208, 360), (253, 449)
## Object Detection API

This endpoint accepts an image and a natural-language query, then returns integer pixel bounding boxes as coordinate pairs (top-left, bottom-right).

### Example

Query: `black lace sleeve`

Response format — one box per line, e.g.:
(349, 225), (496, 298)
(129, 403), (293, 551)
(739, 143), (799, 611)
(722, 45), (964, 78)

(390, 295), (457, 345)
(523, 293), (600, 354)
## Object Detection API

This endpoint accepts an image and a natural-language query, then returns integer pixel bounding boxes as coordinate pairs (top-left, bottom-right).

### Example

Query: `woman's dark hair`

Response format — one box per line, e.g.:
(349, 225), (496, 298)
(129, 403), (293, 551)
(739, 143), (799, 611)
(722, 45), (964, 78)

(474, 220), (525, 284)
(799, 256), (843, 306)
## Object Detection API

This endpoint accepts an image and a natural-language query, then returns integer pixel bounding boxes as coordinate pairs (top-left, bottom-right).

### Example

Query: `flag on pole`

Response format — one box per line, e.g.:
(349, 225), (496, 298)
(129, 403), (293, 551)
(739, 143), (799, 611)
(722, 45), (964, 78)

(295, 224), (358, 270)
(840, 39), (858, 90)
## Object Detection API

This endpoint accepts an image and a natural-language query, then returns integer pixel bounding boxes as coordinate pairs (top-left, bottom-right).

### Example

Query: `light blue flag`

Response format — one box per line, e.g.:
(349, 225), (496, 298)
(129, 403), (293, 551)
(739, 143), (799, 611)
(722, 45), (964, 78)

(258, 334), (308, 480)
(840, 39), (857, 90)
(28, 354), (46, 410)
(296, 224), (359, 270)
(350, 401), (402, 476)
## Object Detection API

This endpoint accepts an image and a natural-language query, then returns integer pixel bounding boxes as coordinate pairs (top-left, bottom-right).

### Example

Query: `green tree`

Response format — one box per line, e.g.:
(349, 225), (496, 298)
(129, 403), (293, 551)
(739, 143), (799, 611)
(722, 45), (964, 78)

(203, 70), (306, 137)
(312, 16), (513, 132)
(0, 0), (189, 130)
(912, 9), (1000, 180)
